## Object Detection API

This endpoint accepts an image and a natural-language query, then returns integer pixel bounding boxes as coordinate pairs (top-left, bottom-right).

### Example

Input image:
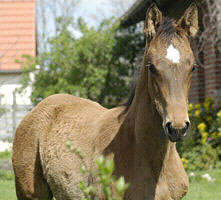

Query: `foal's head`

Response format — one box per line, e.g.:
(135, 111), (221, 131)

(144, 3), (198, 142)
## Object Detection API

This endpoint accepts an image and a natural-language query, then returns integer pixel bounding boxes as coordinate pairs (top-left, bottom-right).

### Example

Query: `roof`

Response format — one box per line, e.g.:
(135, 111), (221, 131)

(120, 0), (151, 27)
(0, 0), (36, 72)
(121, 0), (192, 27)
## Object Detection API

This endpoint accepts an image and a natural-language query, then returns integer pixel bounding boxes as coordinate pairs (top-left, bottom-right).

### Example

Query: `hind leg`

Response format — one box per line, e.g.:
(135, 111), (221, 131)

(14, 175), (52, 200)
(12, 126), (53, 200)
(13, 148), (53, 200)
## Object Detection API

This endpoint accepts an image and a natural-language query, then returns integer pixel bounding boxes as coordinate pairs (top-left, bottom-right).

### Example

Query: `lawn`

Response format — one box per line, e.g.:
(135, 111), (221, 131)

(0, 170), (16, 200)
(0, 150), (16, 200)
(183, 169), (221, 200)
(0, 169), (220, 200)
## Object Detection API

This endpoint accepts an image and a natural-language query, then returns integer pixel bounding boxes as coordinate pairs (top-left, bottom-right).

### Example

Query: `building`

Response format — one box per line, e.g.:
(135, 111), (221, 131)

(121, 0), (221, 106)
(0, 0), (36, 139)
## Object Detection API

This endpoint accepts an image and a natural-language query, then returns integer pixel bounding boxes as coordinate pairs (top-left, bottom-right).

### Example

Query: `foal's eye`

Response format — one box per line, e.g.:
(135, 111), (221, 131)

(146, 63), (157, 74)
(191, 64), (198, 73)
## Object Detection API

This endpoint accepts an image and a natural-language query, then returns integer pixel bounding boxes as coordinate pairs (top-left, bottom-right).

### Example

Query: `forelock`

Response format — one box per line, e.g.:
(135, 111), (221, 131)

(157, 17), (182, 43)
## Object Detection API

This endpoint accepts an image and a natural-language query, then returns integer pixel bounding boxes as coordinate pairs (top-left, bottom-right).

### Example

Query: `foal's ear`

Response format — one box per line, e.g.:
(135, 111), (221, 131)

(144, 3), (162, 38)
(178, 3), (199, 37)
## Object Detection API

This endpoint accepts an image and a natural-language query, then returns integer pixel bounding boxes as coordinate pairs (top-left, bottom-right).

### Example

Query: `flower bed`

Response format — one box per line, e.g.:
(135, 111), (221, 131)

(177, 98), (221, 172)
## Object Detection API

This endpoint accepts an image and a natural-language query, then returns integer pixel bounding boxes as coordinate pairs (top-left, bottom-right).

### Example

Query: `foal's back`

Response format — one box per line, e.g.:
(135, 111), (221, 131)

(12, 94), (122, 200)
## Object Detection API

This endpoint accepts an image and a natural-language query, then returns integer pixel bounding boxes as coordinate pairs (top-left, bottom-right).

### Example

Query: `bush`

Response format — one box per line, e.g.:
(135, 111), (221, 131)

(66, 142), (130, 200)
(177, 98), (221, 172)
(79, 156), (130, 200)
(181, 144), (217, 171)
(19, 17), (144, 108)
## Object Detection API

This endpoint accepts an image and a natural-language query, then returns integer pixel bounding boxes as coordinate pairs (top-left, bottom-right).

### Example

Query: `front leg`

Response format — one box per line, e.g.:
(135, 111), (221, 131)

(166, 148), (189, 199)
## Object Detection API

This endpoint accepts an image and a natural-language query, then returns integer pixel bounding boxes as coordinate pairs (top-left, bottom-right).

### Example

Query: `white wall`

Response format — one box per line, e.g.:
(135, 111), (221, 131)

(0, 73), (32, 106)
(0, 73), (32, 139)
(0, 84), (31, 106)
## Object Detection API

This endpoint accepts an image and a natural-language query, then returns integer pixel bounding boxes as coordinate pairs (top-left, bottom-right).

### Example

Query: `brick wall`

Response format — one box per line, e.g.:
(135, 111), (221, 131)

(189, 1), (221, 106)
(0, 0), (36, 71)
(189, 65), (205, 103)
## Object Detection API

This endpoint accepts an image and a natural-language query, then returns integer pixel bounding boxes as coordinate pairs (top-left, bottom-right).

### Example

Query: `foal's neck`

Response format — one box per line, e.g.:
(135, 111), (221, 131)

(127, 65), (173, 172)
(106, 56), (187, 199)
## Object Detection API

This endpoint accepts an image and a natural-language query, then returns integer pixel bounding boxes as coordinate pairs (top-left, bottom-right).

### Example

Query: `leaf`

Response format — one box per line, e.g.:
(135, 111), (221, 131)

(115, 177), (130, 195)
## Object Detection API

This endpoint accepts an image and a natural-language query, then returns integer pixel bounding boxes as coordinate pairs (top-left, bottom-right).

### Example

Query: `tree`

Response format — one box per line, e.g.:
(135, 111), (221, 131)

(20, 17), (144, 107)
(37, 0), (81, 53)
(36, 0), (136, 53)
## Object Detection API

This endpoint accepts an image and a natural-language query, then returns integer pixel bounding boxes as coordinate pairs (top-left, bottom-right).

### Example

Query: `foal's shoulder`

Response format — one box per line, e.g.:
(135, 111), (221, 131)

(92, 106), (125, 151)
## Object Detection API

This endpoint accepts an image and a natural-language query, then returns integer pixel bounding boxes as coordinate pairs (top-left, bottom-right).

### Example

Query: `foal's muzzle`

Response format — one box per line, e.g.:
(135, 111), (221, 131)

(165, 121), (190, 142)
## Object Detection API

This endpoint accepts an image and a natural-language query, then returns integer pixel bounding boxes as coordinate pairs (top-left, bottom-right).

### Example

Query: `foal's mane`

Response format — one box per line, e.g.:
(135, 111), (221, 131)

(122, 17), (182, 114)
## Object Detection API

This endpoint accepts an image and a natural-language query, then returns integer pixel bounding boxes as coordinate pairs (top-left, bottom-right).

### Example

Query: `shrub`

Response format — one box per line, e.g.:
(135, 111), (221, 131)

(19, 17), (144, 108)
(177, 98), (221, 172)
(181, 144), (217, 172)
(66, 141), (130, 200)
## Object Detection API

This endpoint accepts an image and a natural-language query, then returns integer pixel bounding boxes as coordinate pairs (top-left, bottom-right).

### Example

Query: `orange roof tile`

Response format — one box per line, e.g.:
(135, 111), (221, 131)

(0, 0), (36, 71)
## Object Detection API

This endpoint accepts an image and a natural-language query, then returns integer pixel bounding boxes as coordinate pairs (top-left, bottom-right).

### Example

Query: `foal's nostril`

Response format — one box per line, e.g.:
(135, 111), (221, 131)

(181, 121), (190, 135)
(185, 121), (190, 130)
(166, 122), (173, 133)
(166, 121), (190, 135)
(165, 121), (190, 141)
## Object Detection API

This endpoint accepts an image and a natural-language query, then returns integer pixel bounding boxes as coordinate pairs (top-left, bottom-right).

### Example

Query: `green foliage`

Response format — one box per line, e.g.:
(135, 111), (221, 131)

(181, 144), (217, 172)
(0, 96), (6, 116)
(178, 98), (221, 172)
(19, 17), (144, 107)
(66, 142), (129, 200)
(95, 156), (129, 200)
(0, 170), (14, 181)
(0, 151), (12, 160)
(0, 107), (5, 116)
(79, 156), (129, 200)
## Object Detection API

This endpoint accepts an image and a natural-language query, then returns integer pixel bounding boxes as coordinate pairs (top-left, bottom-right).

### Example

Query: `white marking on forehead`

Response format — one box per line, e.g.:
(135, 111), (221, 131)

(166, 44), (180, 63)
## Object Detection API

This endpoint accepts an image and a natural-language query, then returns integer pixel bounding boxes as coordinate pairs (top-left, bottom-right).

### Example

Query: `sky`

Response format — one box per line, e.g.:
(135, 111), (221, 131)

(77, 0), (134, 25)
(73, 0), (111, 37)
(40, 0), (135, 36)
(37, 0), (135, 50)
(77, 0), (110, 25)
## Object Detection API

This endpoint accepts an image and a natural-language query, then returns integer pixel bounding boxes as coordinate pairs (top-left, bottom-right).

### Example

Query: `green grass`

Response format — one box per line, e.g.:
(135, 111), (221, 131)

(183, 169), (221, 200)
(0, 169), (220, 200)
(0, 170), (16, 200)
(0, 170), (14, 181)
(0, 151), (12, 160)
